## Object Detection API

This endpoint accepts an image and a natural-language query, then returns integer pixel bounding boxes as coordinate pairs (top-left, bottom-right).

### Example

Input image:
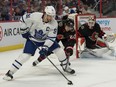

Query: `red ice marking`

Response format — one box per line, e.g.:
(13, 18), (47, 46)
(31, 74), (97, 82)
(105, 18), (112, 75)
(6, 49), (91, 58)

(0, 73), (5, 76)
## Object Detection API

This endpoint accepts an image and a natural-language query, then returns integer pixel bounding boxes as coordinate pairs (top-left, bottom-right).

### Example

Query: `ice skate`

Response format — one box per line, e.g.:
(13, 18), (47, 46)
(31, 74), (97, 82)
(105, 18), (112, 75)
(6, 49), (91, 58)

(3, 70), (13, 81)
(63, 65), (75, 74)
(32, 60), (39, 66)
(60, 60), (75, 74)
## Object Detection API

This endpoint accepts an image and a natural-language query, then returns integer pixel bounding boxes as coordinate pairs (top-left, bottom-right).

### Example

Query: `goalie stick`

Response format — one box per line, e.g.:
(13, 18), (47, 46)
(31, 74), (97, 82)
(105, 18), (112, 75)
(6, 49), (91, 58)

(29, 37), (73, 85)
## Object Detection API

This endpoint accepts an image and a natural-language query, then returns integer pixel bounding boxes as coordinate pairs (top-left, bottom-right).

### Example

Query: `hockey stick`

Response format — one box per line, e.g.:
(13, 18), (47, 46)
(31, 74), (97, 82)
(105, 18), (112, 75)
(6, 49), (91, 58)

(29, 38), (73, 85)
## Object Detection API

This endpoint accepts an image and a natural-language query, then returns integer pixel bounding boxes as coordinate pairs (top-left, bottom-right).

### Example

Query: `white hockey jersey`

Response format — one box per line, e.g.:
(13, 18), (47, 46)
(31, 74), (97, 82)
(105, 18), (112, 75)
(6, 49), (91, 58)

(19, 12), (58, 48)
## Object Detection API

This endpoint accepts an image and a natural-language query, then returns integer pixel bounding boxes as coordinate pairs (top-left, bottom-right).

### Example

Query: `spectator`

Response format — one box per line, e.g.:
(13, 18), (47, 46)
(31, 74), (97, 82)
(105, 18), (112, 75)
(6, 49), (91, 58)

(0, 0), (10, 21)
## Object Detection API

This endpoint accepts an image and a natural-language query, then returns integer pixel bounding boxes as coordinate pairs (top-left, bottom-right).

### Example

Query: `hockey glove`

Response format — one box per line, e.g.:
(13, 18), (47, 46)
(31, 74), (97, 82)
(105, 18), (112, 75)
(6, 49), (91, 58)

(39, 46), (49, 57)
(22, 32), (31, 40)
(57, 34), (64, 40)
(65, 47), (73, 56)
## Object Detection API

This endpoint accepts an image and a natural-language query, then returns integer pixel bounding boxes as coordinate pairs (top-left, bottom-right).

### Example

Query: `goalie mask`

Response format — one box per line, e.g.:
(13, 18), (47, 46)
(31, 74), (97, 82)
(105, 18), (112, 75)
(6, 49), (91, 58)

(88, 17), (95, 29)
(65, 18), (74, 31)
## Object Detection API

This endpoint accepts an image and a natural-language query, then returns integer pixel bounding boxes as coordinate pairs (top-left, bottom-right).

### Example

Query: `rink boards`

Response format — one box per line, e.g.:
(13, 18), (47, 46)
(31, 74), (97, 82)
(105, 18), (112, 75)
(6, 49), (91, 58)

(0, 22), (25, 52)
(0, 17), (116, 52)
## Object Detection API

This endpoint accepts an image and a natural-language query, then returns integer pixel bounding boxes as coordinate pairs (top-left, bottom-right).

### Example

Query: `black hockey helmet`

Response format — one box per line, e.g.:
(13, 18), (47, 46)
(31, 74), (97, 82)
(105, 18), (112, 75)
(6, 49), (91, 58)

(65, 18), (74, 28)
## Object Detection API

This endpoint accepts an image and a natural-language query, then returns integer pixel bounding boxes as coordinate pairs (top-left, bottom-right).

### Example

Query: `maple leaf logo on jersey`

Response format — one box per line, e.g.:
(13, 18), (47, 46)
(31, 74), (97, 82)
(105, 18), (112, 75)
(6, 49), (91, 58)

(89, 32), (98, 41)
(34, 29), (46, 40)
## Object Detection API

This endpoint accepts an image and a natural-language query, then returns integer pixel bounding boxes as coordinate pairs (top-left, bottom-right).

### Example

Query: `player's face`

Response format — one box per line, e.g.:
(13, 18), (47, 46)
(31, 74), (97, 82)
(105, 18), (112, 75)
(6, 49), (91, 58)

(88, 21), (95, 29)
(44, 14), (53, 22)
(65, 9), (69, 13)
(65, 25), (73, 32)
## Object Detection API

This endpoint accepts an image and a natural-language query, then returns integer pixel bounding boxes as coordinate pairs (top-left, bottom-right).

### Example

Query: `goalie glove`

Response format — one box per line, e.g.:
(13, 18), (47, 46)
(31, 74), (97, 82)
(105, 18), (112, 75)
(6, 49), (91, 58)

(103, 33), (116, 43)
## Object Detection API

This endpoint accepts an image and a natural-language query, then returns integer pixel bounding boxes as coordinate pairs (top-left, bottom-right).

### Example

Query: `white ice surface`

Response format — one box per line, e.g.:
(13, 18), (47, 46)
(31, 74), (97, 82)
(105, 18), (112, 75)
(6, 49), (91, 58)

(0, 49), (116, 87)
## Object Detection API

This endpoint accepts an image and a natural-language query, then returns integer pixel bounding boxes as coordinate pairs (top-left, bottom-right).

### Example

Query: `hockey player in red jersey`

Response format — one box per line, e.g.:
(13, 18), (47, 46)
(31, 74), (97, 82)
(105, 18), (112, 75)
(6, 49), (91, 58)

(78, 16), (116, 59)
(56, 18), (76, 57)
(32, 18), (76, 66)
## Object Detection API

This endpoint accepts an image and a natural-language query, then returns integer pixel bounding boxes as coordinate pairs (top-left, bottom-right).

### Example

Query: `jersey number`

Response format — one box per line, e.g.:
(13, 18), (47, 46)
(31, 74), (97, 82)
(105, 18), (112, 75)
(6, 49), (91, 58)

(53, 28), (57, 34)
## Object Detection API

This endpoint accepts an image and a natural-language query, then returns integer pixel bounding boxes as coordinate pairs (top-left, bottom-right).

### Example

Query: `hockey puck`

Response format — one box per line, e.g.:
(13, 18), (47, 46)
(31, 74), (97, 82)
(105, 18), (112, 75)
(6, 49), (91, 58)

(68, 81), (73, 85)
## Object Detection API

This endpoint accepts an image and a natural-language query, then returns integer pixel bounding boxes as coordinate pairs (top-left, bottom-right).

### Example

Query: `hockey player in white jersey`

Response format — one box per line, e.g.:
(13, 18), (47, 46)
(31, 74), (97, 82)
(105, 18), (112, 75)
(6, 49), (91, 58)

(3, 6), (75, 81)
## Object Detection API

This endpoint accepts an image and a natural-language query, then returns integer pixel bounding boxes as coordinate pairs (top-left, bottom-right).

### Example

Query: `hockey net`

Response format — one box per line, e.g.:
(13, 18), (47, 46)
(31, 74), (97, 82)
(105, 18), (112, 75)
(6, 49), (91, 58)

(68, 14), (96, 58)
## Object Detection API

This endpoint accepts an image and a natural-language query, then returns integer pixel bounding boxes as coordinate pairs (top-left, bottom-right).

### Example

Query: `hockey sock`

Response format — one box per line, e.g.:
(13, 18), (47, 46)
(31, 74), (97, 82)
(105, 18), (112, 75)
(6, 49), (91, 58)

(9, 53), (31, 75)
(33, 55), (46, 66)
(37, 55), (46, 62)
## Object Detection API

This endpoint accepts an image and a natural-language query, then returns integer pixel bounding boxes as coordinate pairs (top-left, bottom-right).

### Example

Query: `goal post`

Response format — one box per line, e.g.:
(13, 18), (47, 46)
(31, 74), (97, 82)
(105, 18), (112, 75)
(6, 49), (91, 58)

(68, 14), (96, 58)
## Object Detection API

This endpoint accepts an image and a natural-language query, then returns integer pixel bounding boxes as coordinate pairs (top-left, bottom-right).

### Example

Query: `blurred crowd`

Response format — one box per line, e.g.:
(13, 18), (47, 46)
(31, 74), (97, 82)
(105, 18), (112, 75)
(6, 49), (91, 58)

(0, 0), (116, 21)
(102, 0), (116, 16)
(0, 0), (43, 21)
